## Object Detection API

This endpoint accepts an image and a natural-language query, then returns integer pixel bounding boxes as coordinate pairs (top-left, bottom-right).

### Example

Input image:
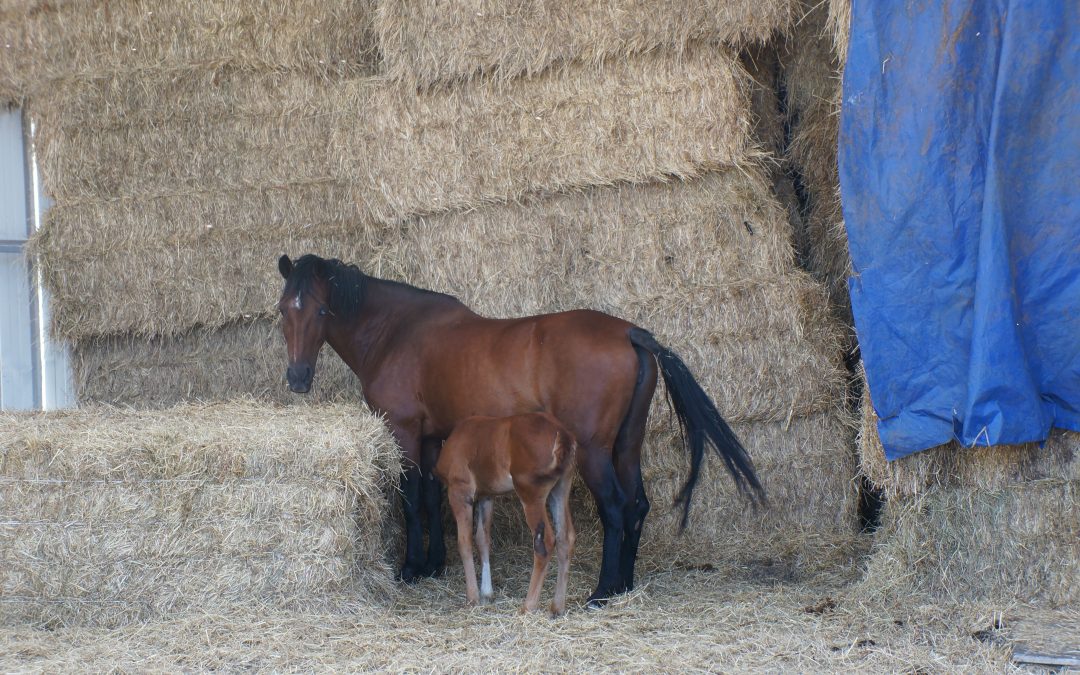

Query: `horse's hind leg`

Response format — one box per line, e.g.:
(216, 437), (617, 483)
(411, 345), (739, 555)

(579, 448), (626, 607)
(547, 472), (576, 616)
(473, 497), (495, 603)
(613, 342), (657, 593)
(420, 437), (446, 577)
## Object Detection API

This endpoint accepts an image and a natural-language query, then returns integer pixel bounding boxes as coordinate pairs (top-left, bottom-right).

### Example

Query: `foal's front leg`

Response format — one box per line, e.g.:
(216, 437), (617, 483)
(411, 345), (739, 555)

(448, 485), (480, 606)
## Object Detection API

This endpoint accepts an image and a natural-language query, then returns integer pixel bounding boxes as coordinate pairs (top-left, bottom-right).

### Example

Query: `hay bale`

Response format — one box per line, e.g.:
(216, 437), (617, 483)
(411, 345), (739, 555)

(375, 0), (796, 87)
(640, 410), (860, 570)
(0, 0), (377, 102)
(69, 319), (364, 408)
(30, 44), (752, 205)
(39, 162), (780, 341)
(859, 479), (1080, 607)
(0, 401), (401, 627)
(858, 380), (1080, 498)
(59, 169), (848, 429)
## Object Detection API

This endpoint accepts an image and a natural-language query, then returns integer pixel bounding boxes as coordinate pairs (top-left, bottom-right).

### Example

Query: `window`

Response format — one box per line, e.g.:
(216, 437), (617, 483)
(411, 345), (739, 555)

(0, 108), (74, 410)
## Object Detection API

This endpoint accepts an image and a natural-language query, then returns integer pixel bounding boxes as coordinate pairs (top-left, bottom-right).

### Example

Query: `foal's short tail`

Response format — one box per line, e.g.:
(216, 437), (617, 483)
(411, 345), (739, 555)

(628, 327), (766, 528)
(550, 430), (576, 475)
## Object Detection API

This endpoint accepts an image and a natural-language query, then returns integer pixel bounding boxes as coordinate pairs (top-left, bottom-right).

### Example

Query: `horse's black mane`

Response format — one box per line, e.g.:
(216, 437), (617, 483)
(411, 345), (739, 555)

(284, 255), (367, 317)
(284, 254), (460, 318)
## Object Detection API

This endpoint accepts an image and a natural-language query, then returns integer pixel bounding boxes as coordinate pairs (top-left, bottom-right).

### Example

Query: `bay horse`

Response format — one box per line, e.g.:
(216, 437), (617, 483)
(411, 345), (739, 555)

(277, 253), (764, 606)
(435, 413), (576, 615)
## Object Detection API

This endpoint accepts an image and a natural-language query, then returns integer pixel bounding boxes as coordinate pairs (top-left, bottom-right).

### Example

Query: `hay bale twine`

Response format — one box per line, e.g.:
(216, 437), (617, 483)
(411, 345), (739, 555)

(0, 401), (401, 627)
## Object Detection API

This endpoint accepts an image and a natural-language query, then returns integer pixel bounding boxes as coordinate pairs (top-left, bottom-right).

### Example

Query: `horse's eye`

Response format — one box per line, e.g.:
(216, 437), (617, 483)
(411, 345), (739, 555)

(318, 307), (329, 316)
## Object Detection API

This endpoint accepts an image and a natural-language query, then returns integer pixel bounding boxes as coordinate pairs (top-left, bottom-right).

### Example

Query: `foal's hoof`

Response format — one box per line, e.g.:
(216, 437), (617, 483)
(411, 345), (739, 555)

(397, 566), (421, 584)
(417, 562), (445, 579)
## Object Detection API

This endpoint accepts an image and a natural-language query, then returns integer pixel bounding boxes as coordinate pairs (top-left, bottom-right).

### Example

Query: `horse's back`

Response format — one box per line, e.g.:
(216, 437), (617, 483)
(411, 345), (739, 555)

(417, 308), (649, 447)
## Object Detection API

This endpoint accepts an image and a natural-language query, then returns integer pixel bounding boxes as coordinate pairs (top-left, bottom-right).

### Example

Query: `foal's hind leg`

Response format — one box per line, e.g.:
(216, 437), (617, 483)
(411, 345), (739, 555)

(547, 473), (576, 616)
(473, 497), (495, 603)
(518, 483), (556, 613)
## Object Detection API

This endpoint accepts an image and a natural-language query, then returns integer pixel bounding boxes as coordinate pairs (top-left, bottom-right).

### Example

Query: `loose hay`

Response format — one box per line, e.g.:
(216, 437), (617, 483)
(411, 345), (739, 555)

(0, 559), (1027, 672)
(375, 0), (796, 87)
(0, 401), (402, 627)
(859, 479), (1080, 608)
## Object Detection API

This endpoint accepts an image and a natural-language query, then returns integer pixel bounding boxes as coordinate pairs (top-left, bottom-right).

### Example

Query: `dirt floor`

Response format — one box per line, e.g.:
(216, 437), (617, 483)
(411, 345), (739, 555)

(4, 530), (1071, 673)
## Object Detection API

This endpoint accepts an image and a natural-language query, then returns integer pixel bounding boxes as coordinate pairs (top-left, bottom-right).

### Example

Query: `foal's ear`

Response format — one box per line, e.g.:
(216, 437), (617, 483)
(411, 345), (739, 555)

(278, 255), (293, 279)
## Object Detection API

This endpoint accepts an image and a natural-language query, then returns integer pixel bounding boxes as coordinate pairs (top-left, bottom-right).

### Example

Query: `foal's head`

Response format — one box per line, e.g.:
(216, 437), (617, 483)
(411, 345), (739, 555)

(276, 254), (363, 393)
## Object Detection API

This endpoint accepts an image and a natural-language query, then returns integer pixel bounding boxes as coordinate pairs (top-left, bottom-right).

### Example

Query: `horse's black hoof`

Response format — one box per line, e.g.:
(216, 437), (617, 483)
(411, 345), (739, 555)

(418, 562), (445, 579)
(398, 566), (421, 584)
(584, 593), (611, 610)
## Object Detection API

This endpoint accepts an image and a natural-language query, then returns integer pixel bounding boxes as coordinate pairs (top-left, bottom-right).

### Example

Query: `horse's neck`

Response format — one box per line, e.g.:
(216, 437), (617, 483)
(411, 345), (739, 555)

(325, 277), (469, 381)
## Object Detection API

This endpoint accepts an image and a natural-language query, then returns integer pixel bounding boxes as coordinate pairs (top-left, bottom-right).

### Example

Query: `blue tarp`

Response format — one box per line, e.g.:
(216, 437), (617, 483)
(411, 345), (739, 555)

(840, 2), (1080, 460)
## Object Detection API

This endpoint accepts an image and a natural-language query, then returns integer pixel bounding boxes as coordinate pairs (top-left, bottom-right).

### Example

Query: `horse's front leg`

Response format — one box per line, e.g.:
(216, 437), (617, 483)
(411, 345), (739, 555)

(420, 437), (446, 577)
(390, 422), (426, 583)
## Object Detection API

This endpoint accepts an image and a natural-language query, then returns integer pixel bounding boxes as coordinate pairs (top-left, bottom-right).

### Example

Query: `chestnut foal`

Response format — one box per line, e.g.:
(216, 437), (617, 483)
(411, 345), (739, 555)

(435, 413), (577, 615)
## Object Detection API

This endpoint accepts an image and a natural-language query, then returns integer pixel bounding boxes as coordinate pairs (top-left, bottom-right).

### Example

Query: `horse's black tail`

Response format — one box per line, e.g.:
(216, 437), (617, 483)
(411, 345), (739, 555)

(628, 327), (766, 528)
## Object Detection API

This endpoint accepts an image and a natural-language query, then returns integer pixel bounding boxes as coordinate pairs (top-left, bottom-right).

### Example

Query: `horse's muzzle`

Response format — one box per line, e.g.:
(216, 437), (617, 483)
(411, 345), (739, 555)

(286, 364), (313, 394)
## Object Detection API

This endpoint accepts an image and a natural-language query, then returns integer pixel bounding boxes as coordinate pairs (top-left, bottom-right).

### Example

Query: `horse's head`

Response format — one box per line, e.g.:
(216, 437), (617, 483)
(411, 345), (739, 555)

(277, 254), (333, 394)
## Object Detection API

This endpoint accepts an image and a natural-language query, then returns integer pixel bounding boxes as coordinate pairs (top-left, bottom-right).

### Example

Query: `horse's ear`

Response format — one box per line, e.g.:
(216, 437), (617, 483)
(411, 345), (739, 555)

(278, 255), (293, 279)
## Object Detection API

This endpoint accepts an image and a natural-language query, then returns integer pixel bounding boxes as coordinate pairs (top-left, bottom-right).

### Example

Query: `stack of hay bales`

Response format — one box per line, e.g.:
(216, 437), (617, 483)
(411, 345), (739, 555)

(821, 3), (1080, 608)
(0, 401), (401, 627)
(857, 386), (1080, 607)
(6, 0), (858, 574)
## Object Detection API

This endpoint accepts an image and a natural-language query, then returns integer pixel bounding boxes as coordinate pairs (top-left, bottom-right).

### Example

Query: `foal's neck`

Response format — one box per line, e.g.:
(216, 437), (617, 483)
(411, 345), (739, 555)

(325, 275), (471, 378)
